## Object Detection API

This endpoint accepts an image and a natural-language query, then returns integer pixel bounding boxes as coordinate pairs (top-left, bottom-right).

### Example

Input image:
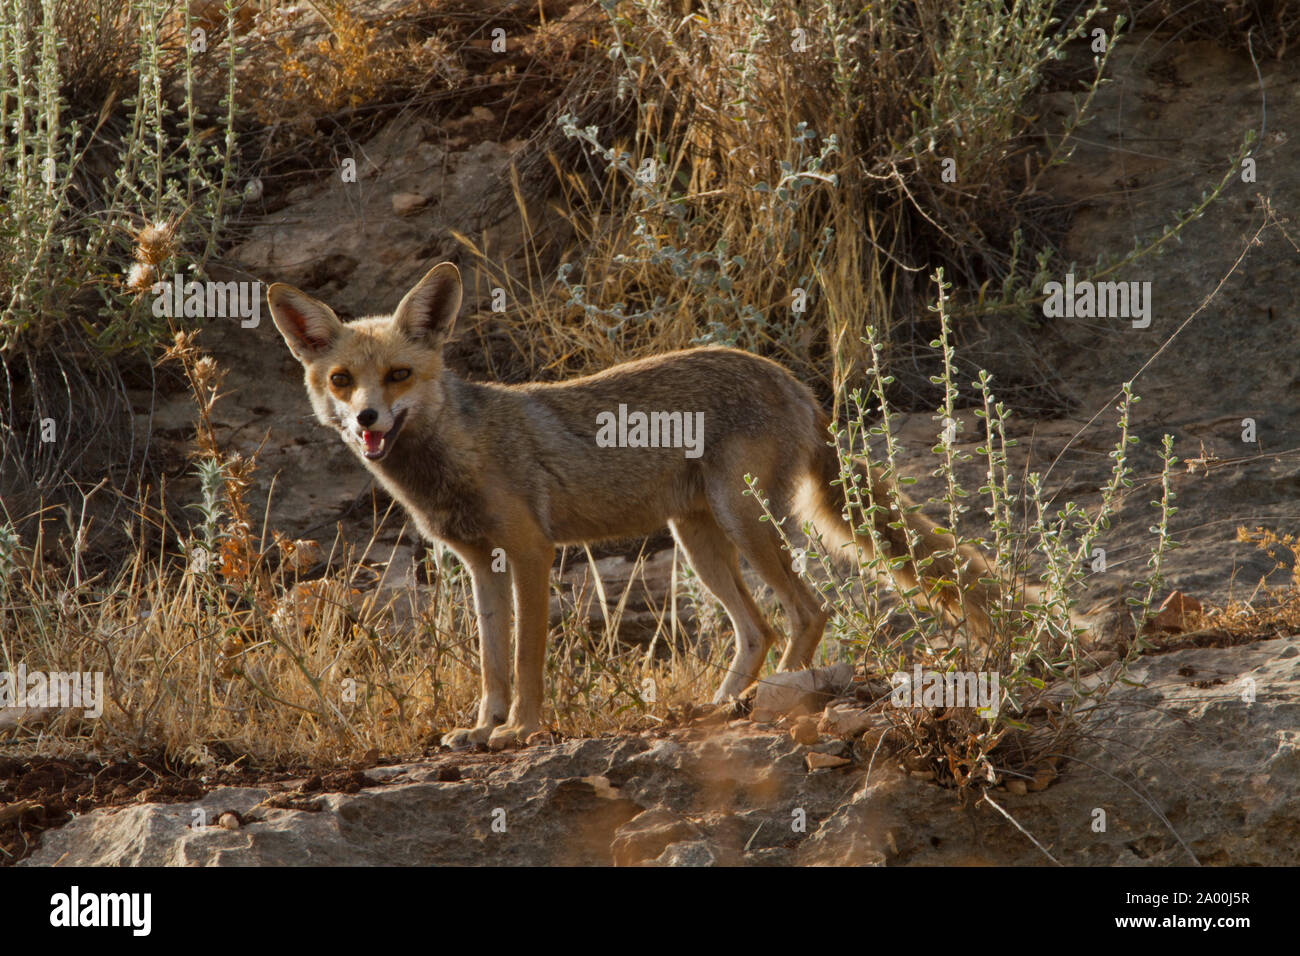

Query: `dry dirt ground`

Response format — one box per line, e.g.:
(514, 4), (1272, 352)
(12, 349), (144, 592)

(5, 29), (1300, 865)
(12, 635), (1300, 866)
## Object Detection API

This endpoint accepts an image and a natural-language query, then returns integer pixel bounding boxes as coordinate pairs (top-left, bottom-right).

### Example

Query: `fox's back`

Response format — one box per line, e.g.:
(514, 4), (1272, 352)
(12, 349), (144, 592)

(467, 346), (826, 542)
(516, 345), (817, 431)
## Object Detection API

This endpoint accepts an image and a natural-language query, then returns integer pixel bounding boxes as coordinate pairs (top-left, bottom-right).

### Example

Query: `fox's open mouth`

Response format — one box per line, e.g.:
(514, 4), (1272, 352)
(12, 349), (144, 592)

(360, 409), (407, 460)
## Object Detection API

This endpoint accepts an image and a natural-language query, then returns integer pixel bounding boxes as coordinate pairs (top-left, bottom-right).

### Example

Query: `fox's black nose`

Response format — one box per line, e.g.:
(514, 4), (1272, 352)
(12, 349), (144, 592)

(357, 408), (379, 428)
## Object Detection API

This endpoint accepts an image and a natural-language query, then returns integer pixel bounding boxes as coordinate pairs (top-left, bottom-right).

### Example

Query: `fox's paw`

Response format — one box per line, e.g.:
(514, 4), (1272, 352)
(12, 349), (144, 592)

(441, 725), (495, 749)
(487, 723), (540, 751)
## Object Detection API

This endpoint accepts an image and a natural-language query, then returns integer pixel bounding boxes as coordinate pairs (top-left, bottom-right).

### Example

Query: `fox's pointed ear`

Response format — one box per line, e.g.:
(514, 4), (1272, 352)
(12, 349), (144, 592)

(393, 262), (461, 345)
(267, 283), (343, 364)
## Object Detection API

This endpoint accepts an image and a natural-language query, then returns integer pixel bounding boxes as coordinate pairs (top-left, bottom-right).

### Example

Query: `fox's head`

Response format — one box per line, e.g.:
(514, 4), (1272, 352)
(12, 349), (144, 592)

(267, 262), (462, 463)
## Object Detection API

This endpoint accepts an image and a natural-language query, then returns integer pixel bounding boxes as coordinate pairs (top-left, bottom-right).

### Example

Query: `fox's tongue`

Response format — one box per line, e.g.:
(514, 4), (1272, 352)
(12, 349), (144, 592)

(362, 430), (384, 455)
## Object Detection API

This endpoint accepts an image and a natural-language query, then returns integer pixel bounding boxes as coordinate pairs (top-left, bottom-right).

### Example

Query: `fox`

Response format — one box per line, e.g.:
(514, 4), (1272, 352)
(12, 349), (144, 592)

(268, 262), (1008, 750)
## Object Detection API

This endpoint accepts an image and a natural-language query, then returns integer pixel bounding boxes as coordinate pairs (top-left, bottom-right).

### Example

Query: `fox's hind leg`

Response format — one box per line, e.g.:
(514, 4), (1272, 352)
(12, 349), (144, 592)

(707, 499), (829, 672)
(669, 512), (779, 702)
(702, 458), (830, 674)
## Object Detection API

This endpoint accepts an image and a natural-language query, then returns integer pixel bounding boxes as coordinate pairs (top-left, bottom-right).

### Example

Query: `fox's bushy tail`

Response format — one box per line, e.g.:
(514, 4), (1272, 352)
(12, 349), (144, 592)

(797, 445), (1007, 640)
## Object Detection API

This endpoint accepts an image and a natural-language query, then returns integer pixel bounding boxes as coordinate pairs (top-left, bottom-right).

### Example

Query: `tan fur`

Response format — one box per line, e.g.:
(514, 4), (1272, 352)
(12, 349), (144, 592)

(268, 262), (1009, 750)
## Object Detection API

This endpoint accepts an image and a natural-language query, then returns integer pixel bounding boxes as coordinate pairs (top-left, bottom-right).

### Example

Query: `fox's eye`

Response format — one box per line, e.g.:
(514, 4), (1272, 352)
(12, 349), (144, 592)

(386, 368), (411, 383)
(330, 371), (352, 388)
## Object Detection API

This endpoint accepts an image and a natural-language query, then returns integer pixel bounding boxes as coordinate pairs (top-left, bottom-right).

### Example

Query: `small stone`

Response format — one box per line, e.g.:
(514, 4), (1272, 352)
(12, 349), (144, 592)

(790, 715), (820, 745)
(653, 840), (721, 867)
(217, 812), (242, 830)
(806, 752), (851, 771)
(1027, 767), (1057, 792)
(753, 664), (854, 720)
(391, 192), (427, 216)
(819, 703), (880, 738)
(1150, 591), (1203, 633)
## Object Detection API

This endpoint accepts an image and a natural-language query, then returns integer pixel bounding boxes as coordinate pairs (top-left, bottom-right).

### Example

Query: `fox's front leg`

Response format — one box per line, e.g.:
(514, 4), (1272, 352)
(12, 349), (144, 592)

(487, 545), (554, 750)
(441, 549), (512, 749)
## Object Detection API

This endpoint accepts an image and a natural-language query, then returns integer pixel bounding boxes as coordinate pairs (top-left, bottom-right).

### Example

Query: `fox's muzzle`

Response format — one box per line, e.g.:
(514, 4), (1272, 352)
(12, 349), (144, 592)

(358, 408), (408, 460)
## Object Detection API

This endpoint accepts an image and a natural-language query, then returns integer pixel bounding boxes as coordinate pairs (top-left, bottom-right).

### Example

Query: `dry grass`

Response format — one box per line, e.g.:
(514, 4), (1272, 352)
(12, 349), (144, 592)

(231, 0), (598, 186)
(244, 1), (467, 130)
(1152, 527), (1300, 647)
(460, 0), (1111, 408)
(0, 491), (734, 766)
